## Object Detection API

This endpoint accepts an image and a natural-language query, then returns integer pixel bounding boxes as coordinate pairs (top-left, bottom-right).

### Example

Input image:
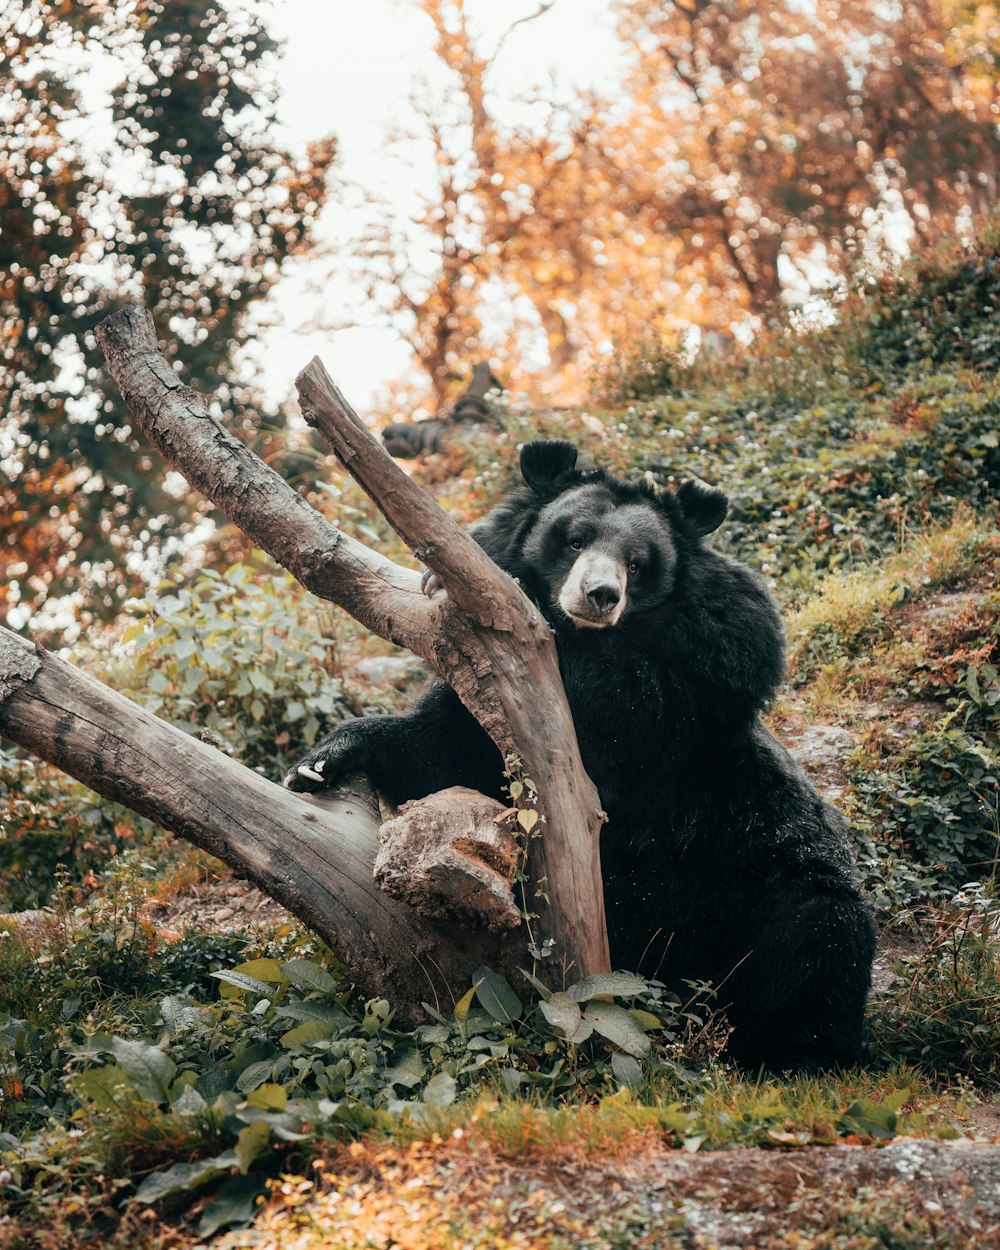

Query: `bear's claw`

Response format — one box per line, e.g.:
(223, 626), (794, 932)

(420, 568), (444, 597)
(283, 758), (329, 791)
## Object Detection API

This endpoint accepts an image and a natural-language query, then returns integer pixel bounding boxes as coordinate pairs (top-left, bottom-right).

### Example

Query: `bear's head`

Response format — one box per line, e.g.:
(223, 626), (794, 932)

(517, 440), (728, 630)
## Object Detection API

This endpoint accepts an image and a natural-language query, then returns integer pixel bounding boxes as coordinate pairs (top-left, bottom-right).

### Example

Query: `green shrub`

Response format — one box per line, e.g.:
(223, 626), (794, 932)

(869, 887), (1000, 1087)
(0, 560), (396, 907)
(849, 721), (999, 891)
(120, 561), (385, 780)
(0, 751), (147, 911)
(596, 335), (692, 404)
(844, 222), (1000, 380)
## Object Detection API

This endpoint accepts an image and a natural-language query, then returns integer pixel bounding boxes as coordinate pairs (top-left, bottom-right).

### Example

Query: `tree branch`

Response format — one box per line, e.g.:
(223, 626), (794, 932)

(0, 626), (505, 1019)
(294, 357), (527, 628)
(88, 303), (610, 987)
(93, 305), (437, 660)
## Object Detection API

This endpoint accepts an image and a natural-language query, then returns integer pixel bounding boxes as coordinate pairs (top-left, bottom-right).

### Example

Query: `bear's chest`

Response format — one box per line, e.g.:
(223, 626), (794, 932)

(557, 642), (669, 774)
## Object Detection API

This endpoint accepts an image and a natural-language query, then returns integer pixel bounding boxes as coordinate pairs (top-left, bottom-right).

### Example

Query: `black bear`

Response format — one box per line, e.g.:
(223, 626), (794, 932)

(286, 440), (876, 1073)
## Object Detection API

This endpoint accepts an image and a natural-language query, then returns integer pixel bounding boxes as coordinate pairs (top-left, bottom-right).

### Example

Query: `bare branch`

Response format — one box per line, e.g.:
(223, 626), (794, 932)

(93, 305), (439, 662)
(294, 356), (532, 630)
(490, 1), (556, 65)
(93, 304), (611, 984)
(0, 625), (507, 1019)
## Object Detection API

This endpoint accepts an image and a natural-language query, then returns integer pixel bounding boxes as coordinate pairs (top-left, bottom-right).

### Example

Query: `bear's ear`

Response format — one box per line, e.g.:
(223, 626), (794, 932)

(520, 440), (578, 491)
(675, 479), (728, 535)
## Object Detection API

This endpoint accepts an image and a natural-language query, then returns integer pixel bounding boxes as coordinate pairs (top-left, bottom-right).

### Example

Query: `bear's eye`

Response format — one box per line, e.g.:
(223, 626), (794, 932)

(628, 559), (641, 575)
(569, 538), (584, 551)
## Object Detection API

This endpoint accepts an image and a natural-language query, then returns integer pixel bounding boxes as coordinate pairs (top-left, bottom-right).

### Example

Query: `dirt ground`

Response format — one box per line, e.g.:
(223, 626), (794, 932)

(217, 1135), (1000, 1249)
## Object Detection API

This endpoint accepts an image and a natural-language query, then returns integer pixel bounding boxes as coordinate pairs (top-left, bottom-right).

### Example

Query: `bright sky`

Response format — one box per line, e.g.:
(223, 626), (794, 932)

(252, 0), (626, 414)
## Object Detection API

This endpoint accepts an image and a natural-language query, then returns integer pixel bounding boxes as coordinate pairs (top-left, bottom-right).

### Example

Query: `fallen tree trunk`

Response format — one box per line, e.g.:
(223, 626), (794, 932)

(0, 304), (610, 1017)
(0, 627), (505, 1015)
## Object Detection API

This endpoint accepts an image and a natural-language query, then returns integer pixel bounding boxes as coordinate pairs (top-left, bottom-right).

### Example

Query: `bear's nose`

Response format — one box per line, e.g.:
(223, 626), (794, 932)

(586, 582), (622, 613)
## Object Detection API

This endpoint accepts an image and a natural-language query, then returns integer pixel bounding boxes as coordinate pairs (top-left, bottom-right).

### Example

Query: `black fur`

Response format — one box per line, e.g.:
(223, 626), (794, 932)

(286, 441), (876, 1073)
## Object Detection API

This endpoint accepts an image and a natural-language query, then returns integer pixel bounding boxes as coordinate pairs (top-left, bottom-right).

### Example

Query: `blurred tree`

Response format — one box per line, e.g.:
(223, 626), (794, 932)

(326, 104), (493, 412)
(360, 0), (1000, 398)
(614, 0), (1000, 319)
(422, 0), (683, 389)
(1, 0), (335, 635)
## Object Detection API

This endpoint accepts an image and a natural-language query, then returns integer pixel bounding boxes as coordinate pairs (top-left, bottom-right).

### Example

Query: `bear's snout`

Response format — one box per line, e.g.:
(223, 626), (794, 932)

(559, 550), (627, 627)
(585, 580), (622, 612)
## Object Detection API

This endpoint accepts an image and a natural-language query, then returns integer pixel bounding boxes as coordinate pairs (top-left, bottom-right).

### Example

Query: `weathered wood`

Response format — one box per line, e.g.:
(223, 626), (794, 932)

(0, 626), (510, 1020)
(296, 358), (524, 628)
(92, 306), (437, 658)
(375, 788), (521, 931)
(293, 356), (610, 981)
(72, 304), (610, 986)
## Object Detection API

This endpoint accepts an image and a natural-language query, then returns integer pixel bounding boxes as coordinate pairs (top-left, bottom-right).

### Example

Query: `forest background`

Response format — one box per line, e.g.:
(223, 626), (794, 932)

(1, 1), (999, 1247)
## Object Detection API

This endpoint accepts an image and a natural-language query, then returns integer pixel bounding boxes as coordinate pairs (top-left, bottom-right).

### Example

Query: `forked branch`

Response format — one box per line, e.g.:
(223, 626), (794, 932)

(0, 304), (612, 1006)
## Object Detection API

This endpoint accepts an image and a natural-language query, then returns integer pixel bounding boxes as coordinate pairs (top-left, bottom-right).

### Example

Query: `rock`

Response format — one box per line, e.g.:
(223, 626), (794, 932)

(784, 724), (857, 772)
(0, 910), (49, 942)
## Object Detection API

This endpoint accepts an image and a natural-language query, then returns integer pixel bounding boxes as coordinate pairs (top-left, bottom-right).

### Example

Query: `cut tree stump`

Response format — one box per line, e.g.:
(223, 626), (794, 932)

(375, 788), (521, 931)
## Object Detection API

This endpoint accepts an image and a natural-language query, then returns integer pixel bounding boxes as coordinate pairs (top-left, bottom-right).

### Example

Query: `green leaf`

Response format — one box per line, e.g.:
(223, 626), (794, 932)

(500, 1068), (528, 1095)
(236, 1121), (271, 1172)
(133, 1152), (238, 1204)
(280, 1020), (335, 1050)
(159, 996), (206, 1031)
(472, 967), (523, 1024)
(568, 973), (650, 1001)
(276, 999), (351, 1027)
(246, 1084), (287, 1111)
(583, 1003), (651, 1058)
(418, 1023), (450, 1045)
(211, 970), (273, 998)
(518, 968), (552, 1000)
(279, 959), (340, 996)
(539, 992), (582, 1039)
(233, 959), (289, 985)
(109, 1038), (176, 1104)
(517, 809), (539, 833)
(453, 986), (476, 1023)
(173, 1085), (208, 1115)
(121, 621), (145, 646)
(383, 1048), (426, 1090)
(610, 1051), (644, 1090)
(75, 1064), (129, 1110)
(422, 1072), (457, 1108)
(879, 1088), (912, 1115)
(235, 1060), (276, 1094)
(838, 1098), (899, 1139)
(659, 1103), (698, 1135)
(567, 1018), (594, 1045)
(628, 1009), (663, 1032)
(198, 1173), (266, 1238)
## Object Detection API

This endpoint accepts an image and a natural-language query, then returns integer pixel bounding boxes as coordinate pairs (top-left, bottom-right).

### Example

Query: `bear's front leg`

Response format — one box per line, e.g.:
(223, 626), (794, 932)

(283, 684), (506, 808)
(283, 715), (393, 794)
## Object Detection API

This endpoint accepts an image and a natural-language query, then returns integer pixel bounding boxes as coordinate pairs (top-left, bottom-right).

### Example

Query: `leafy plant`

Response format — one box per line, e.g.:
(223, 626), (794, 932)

(868, 886), (1000, 1087)
(119, 562), (387, 781)
(0, 749), (147, 911)
(847, 717), (999, 895)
